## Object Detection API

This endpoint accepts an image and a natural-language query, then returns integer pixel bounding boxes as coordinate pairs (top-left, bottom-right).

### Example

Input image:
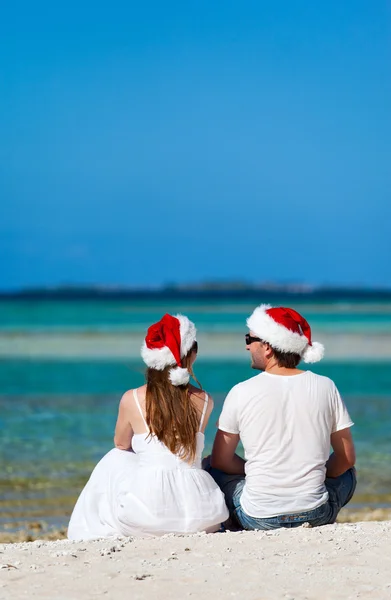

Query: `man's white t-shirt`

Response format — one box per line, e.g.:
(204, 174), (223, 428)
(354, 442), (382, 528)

(218, 370), (354, 518)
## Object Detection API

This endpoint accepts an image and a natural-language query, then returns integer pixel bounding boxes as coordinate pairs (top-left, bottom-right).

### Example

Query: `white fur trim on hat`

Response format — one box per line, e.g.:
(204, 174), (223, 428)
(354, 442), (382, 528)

(141, 314), (197, 370)
(247, 305), (308, 354)
(141, 344), (176, 370)
(176, 314), (197, 357)
(169, 367), (191, 386)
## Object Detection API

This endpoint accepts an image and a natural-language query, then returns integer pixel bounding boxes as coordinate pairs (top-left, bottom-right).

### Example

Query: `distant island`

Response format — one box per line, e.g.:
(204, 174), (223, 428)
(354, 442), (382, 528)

(1, 282), (391, 301)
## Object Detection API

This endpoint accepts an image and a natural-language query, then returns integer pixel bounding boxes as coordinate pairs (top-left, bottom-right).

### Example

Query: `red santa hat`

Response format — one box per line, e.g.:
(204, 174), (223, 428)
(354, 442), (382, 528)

(246, 304), (324, 363)
(141, 313), (197, 385)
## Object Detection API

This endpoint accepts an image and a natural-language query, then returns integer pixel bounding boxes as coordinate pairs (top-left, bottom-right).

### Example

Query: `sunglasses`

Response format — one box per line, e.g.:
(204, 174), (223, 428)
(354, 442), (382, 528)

(245, 334), (263, 345)
(192, 341), (198, 353)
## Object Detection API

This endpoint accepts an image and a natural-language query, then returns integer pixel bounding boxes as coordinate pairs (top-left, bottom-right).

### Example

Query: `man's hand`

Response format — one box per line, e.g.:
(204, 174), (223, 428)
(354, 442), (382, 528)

(211, 430), (245, 475)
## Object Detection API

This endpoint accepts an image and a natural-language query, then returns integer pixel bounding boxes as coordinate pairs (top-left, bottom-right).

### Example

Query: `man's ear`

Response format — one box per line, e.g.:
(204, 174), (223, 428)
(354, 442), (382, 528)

(264, 343), (274, 359)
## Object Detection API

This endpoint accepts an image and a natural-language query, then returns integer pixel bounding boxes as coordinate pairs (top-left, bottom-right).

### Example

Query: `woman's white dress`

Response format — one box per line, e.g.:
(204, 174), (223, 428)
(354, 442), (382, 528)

(68, 391), (228, 540)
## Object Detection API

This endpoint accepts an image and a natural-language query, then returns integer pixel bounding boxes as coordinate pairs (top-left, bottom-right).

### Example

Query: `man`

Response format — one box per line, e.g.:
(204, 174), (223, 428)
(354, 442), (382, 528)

(208, 304), (356, 530)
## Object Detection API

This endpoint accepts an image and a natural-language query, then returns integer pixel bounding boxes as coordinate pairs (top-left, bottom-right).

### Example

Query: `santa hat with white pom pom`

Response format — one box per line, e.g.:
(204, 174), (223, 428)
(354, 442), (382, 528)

(247, 304), (324, 363)
(141, 313), (197, 385)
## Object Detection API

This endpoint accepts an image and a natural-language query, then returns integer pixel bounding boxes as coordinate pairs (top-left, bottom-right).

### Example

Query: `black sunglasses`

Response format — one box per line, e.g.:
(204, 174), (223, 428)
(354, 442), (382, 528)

(245, 334), (263, 345)
(192, 341), (198, 353)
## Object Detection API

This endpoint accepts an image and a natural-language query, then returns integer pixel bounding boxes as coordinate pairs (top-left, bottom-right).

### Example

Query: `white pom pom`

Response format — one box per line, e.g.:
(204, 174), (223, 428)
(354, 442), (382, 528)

(169, 367), (190, 386)
(302, 341), (325, 363)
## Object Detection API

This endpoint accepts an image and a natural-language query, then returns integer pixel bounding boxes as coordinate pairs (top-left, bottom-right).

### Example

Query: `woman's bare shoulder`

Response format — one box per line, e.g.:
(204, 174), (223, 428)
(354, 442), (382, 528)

(189, 385), (214, 406)
(120, 385), (147, 405)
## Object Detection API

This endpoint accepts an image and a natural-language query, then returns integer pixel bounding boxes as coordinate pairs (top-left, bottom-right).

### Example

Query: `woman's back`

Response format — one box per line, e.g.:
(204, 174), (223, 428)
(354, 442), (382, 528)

(130, 387), (209, 469)
(68, 386), (226, 539)
(68, 313), (228, 540)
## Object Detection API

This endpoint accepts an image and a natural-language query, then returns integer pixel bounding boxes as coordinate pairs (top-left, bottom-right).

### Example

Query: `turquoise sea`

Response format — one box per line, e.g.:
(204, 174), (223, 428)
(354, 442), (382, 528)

(1, 296), (391, 534)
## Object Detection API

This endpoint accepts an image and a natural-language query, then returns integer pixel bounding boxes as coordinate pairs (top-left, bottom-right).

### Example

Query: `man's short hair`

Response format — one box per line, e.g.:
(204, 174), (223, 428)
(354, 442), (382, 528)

(270, 346), (301, 368)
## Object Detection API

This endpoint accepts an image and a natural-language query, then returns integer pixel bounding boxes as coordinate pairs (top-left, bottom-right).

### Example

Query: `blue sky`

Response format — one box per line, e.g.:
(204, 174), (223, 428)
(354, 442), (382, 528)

(1, 1), (390, 289)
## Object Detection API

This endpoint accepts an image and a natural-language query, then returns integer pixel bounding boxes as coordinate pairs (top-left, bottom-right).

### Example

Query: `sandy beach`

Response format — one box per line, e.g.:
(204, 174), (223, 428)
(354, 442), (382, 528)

(1, 521), (391, 600)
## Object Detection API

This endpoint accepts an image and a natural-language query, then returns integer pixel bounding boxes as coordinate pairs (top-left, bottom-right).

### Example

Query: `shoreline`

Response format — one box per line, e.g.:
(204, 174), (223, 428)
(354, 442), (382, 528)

(1, 521), (391, 599)
(2, 506), (391, 544)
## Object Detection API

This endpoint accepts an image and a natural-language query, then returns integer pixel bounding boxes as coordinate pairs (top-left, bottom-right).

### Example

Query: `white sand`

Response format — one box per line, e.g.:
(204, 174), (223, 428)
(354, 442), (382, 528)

(1, 522), (391, 599)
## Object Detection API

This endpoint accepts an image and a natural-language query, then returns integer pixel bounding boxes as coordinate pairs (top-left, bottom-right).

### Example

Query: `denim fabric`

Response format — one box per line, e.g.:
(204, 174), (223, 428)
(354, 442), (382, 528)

(206, 466), (357, 531)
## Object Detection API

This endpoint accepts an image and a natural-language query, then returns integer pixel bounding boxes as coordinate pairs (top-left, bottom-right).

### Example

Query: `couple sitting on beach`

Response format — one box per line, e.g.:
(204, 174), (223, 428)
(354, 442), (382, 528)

(68, 305), (356, 540)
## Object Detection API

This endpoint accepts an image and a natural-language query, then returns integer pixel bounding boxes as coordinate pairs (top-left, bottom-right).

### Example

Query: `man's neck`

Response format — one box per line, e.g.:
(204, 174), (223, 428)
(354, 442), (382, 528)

(264, 364), (304, 376)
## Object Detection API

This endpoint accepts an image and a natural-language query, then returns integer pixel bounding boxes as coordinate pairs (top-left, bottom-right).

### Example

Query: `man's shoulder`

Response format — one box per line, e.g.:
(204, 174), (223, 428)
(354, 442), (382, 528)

(306, 370), (336, 388)
(229, 372), (266, 394)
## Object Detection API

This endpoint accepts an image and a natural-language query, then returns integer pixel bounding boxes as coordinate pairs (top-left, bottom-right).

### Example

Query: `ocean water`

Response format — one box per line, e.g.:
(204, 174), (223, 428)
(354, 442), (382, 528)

(1, 297), (391, 533)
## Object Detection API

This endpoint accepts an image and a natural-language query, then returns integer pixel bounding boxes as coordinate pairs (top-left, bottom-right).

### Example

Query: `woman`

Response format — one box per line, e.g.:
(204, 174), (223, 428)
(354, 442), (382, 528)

(68, 313), (228, 540)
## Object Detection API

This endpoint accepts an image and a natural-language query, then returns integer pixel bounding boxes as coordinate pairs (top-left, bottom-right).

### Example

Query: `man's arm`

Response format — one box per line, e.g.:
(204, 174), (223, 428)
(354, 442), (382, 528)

(326, 427), (356, 478)
(210, 430), (245, 475)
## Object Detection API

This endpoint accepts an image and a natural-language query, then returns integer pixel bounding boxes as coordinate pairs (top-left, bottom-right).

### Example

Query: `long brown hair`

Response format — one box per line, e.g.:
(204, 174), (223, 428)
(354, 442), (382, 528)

(145, 347), (201, 463)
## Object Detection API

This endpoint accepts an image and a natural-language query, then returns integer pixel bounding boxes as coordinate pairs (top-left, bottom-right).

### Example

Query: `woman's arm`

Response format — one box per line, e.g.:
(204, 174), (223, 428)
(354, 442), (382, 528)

(114, 392), (134, 450)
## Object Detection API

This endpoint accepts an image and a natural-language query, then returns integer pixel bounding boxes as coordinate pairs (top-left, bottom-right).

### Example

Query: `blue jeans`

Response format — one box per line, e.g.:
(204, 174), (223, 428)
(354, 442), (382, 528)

(206, 466), (357, 530)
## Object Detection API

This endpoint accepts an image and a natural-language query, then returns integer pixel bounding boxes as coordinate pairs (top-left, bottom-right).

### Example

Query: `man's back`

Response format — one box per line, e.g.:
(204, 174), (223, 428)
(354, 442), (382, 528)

(218, 370), (353, 518)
